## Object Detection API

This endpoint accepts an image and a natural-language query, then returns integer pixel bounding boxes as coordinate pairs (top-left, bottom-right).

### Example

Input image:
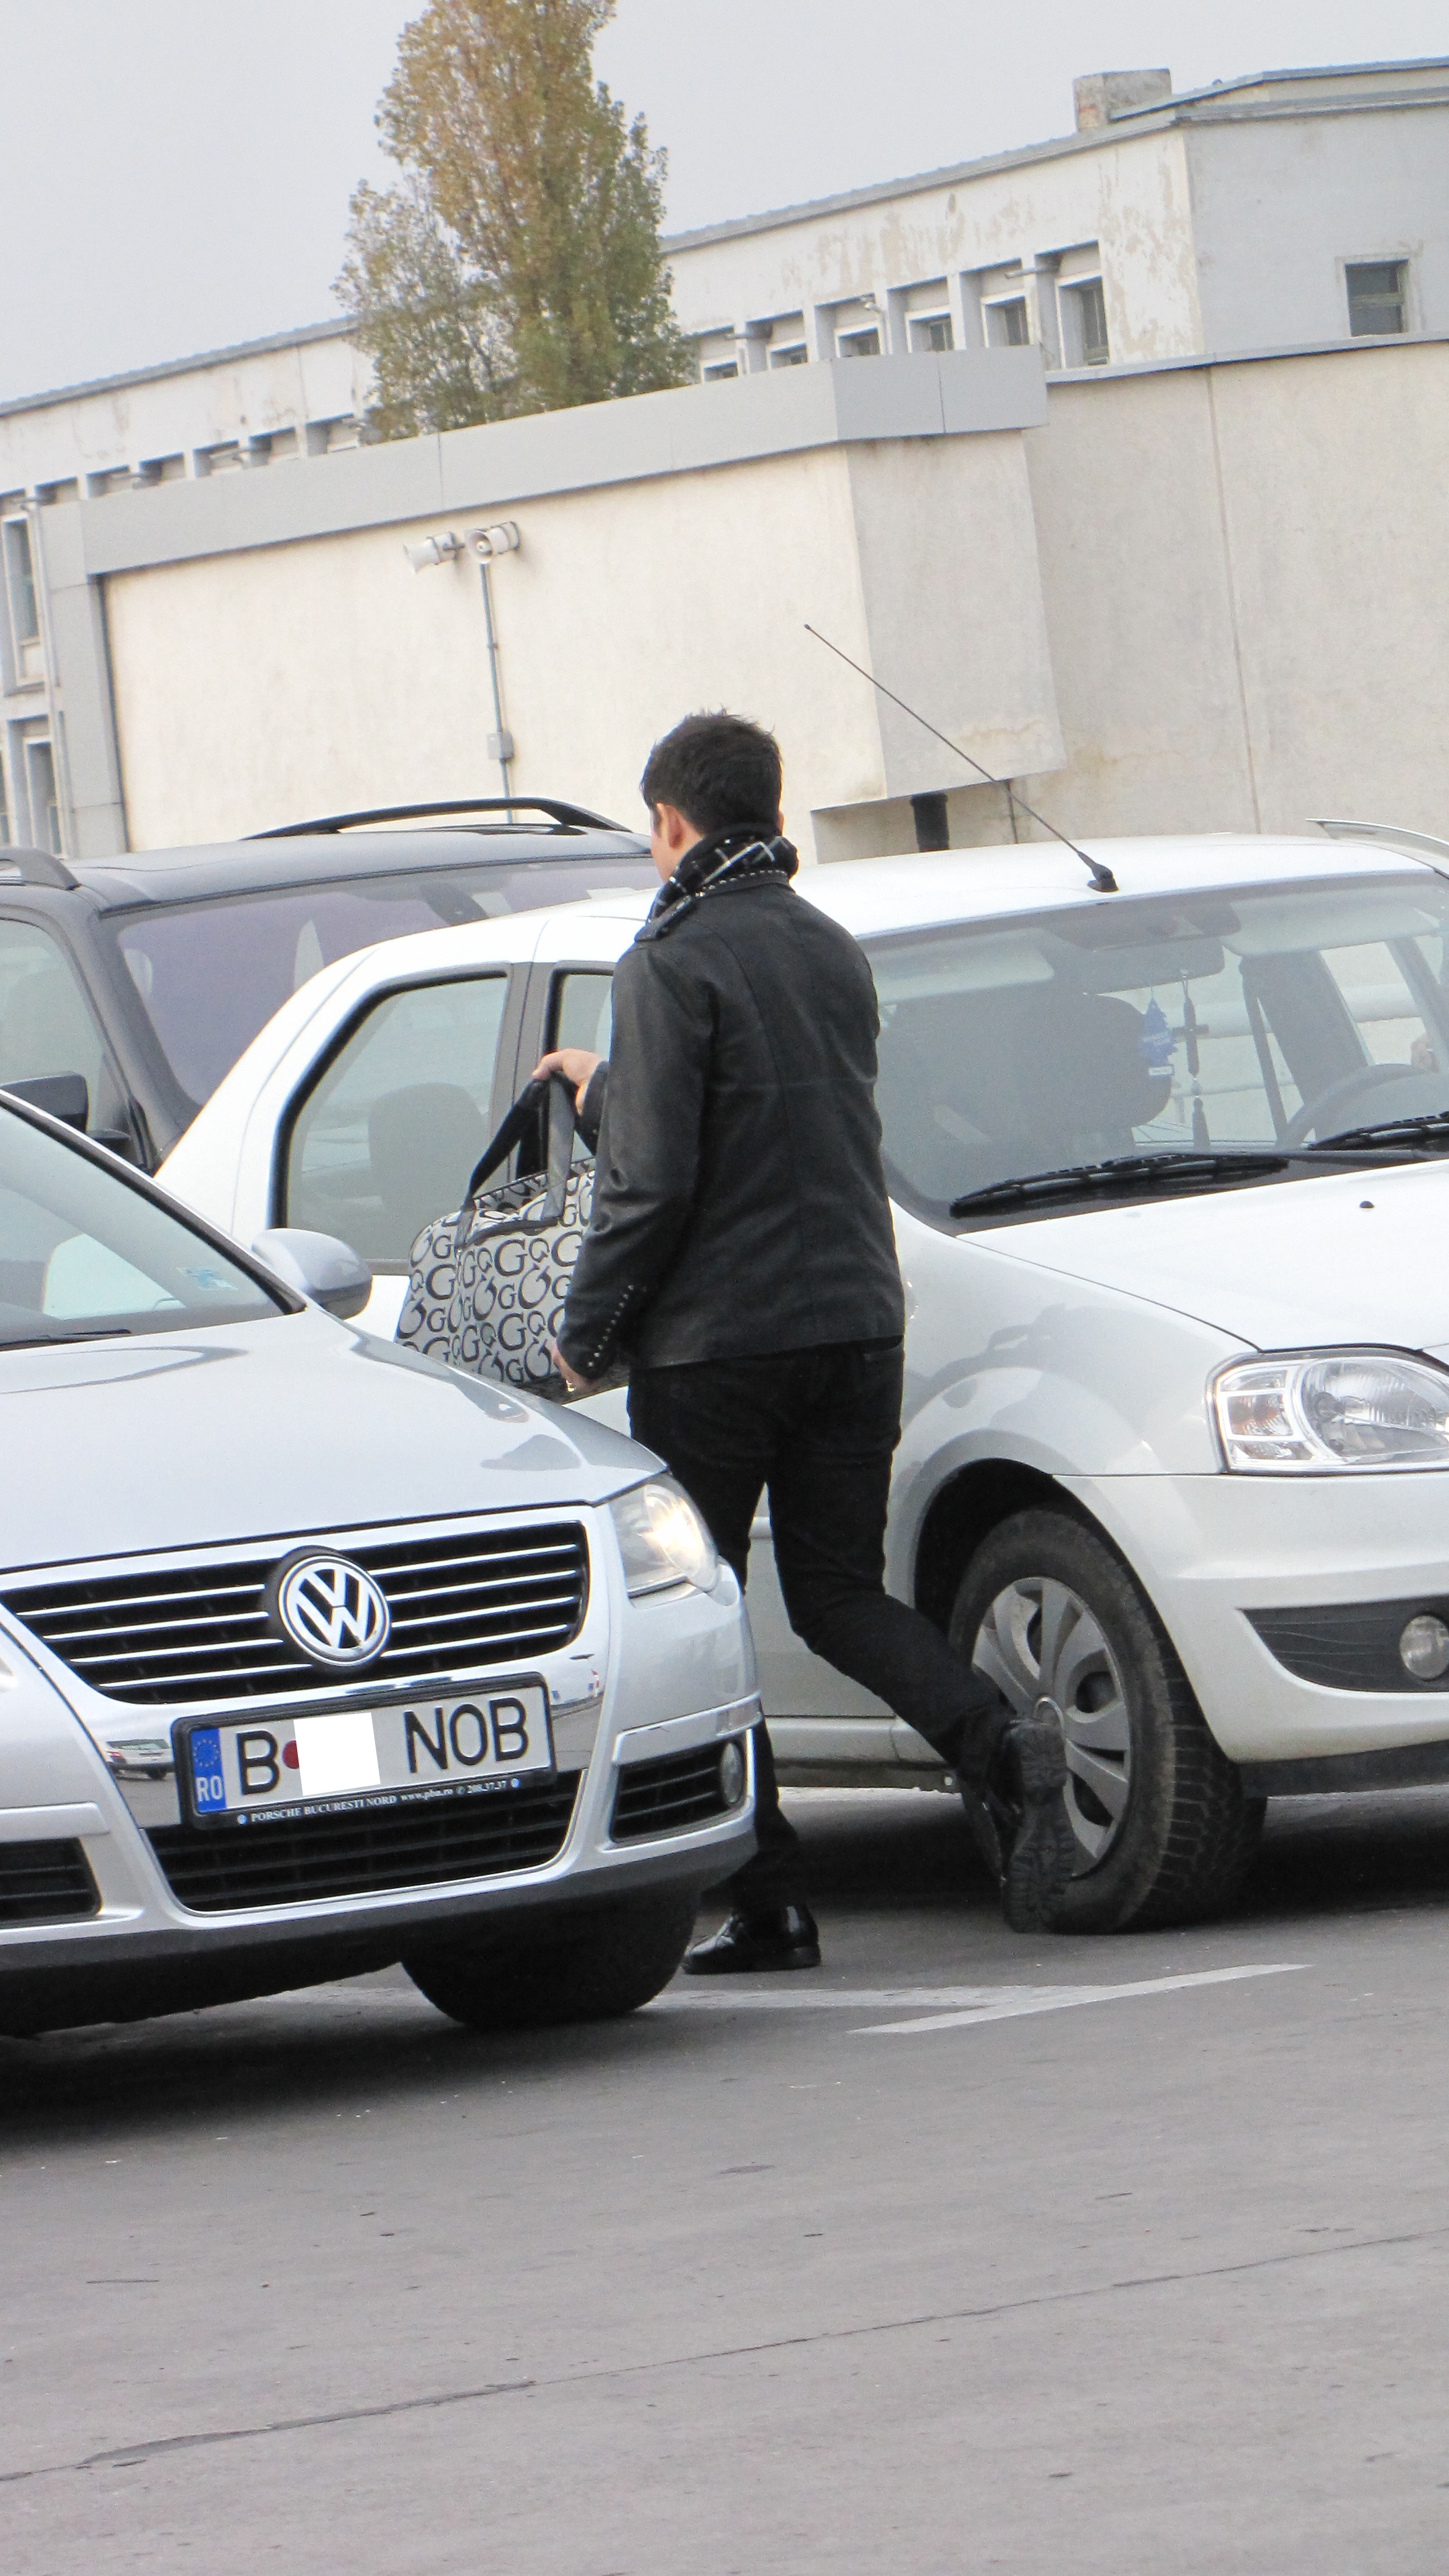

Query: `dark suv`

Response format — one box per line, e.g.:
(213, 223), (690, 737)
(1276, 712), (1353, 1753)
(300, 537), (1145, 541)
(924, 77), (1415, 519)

(0, 800), (654, 1167)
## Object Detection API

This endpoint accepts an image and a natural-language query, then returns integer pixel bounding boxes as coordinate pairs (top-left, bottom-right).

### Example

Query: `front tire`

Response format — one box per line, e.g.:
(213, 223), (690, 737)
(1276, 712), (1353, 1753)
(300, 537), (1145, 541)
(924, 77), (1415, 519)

(402, 1888), (698, 2031)
(949, 1510), (1263, 1931)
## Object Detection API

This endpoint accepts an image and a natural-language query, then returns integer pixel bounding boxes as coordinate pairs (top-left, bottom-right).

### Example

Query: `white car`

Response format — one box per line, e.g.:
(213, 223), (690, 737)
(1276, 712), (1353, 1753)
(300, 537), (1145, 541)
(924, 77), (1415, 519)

(160, 822), (1449, 1931)
(0, 1093), (756, 2035)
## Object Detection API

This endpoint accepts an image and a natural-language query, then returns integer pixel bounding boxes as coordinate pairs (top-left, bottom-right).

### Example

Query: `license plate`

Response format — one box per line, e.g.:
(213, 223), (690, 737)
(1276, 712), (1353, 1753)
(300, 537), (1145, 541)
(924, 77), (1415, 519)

(178, 1682), (553, 1827)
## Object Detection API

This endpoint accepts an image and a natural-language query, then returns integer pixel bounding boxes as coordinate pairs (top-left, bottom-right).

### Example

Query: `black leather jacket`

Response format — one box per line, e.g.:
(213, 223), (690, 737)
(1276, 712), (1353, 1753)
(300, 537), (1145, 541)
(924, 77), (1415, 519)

(557, 834), (905, 1379)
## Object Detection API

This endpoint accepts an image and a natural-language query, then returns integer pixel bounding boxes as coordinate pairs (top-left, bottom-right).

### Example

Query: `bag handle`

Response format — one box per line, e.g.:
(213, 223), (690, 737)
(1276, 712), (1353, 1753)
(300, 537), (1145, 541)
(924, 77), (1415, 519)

(460, 1071), (576, 1227)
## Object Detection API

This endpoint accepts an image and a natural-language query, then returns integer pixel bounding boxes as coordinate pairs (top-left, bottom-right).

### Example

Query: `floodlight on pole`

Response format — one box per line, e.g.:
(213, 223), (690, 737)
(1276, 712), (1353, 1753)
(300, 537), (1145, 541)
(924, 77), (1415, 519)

(402, 531), (464, 573)
(400, 524), (524, 800)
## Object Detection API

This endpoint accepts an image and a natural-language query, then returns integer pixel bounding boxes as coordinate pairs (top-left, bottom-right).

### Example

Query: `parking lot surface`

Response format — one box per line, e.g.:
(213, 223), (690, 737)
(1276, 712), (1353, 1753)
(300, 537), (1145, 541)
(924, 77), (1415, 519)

(5, 1786), (1449, 2575)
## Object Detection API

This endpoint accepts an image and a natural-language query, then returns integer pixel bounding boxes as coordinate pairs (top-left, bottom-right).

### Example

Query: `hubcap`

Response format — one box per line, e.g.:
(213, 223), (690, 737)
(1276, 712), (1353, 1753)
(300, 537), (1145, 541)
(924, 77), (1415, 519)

(972, 1578), (1132, 1870)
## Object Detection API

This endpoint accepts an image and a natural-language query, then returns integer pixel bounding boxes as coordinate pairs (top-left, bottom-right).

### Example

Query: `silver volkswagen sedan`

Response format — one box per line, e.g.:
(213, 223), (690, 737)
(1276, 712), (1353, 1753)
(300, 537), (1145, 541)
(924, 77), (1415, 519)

(0, 1094), (756, 2036)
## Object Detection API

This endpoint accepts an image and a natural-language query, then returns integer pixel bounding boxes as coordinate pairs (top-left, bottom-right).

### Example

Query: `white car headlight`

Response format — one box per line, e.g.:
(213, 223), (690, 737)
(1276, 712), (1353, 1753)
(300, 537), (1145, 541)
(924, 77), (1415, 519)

(609, 1481), (721, 1595)
(1212, 1351), (1449, 1472)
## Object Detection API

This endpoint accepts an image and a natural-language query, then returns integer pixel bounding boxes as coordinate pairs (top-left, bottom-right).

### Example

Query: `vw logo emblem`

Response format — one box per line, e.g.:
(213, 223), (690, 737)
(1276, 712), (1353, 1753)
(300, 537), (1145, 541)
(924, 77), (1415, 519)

(266, 1552), (390, 1670)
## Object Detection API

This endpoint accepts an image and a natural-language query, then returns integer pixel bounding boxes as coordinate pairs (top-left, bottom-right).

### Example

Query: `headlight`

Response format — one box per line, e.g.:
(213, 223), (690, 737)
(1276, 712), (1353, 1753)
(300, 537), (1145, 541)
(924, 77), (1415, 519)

(609, 1481), (720, 1595)
(1212, 1350), (1449, 1472)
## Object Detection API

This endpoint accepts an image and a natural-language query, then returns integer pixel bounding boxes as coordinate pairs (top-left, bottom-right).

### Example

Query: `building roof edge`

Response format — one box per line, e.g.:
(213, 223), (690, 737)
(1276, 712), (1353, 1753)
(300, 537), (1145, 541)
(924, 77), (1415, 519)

(0, 319), (356, 423)
(661, 57), (1449, 258)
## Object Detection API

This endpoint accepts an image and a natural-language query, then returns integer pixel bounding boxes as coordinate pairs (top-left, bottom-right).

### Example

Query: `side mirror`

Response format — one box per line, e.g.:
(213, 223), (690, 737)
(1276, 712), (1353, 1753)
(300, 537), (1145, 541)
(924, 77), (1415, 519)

(1, 1073), (89, 1131)
(252, 1228), (372, 1321)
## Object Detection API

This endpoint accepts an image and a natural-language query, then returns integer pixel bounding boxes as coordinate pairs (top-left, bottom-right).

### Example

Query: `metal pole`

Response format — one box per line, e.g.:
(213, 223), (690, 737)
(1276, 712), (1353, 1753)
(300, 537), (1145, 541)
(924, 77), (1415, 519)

(27, 500), (78, 859)
(478, 557), (514, 808)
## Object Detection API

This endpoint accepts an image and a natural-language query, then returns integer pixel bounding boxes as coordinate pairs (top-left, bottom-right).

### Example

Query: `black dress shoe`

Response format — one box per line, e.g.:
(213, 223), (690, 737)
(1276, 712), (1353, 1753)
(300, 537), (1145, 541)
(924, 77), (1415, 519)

(683, 1904), (822, 1975)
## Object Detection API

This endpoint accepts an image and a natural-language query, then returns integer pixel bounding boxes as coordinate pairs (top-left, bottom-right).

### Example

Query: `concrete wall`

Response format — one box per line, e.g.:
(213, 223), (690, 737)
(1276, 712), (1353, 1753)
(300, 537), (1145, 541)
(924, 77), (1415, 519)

(90, 351), (1053, 858)
(1187, 107), (1449, 353)
(1015, 341), (1449, 845)
(669, 125), (1202, 370)
(0, 327), (368, 504)
(35, 337), (1449, 873)
(104, 449), (874, 849)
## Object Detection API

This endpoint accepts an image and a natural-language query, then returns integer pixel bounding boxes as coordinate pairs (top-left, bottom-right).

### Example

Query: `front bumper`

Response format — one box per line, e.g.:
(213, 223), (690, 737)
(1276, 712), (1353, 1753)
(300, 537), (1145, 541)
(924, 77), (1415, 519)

(1067, 1468), (1449, 1773)
(0, 1508), (758, 2033)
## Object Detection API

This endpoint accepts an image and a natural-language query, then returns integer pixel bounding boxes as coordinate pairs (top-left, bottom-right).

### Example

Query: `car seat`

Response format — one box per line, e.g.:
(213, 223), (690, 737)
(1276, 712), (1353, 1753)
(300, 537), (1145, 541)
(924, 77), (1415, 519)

(366, 1083), (490, 1261)
(875, 984), (1169, 1205)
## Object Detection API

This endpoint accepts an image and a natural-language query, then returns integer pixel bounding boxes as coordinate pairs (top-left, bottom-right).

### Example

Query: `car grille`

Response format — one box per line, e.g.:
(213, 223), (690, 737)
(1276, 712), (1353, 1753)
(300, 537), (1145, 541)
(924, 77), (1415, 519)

(147, 1770), (583, 1911)
(1, 1523), (588, 1708)
(0, 1838), (99, 1925)
(610, 1742), (736, 1841)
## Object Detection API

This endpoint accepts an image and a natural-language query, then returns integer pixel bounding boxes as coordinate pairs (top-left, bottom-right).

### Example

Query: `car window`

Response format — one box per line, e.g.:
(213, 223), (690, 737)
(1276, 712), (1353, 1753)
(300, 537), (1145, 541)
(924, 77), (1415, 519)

(865, 874), (1449, 1222)
(0, 918), (131, 1142)
(549, 971), (614, 1161)
(0, 1105), (278, 1344)
(108, 859), (654, 1110)
(283, 975), (509, 1271)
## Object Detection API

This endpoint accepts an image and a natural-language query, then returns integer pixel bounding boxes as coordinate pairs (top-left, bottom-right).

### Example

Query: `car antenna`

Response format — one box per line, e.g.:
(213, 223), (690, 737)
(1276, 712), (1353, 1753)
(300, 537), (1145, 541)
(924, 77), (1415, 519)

(804, 623), (1118, 894)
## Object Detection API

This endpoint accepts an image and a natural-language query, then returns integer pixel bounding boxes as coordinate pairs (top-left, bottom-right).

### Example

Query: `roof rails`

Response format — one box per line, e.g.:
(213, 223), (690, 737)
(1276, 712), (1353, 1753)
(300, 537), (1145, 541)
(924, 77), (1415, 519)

(249, 797), (627, 841)
(0, 843), (78, 890)
(1313, 818), (1449, 872)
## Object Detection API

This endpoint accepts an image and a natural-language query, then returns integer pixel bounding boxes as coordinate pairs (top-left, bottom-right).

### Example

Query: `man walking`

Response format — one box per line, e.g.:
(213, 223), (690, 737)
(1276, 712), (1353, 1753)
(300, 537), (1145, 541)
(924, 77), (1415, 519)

(543, 711), (1073, 1971)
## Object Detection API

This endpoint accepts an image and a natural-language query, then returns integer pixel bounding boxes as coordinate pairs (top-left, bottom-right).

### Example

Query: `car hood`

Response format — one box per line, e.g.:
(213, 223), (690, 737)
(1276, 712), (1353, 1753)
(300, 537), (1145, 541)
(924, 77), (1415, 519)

(0, 1309), (652, 1574)
(973, 1160), (1449, 1355)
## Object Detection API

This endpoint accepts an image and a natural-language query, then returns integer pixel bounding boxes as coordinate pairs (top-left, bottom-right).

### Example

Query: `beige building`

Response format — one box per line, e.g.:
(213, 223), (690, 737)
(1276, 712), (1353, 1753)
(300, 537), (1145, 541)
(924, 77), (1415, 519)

(667, 56), (1449, 379)
(18, 329), (1448, 871)
(4, 53), (1446, 864)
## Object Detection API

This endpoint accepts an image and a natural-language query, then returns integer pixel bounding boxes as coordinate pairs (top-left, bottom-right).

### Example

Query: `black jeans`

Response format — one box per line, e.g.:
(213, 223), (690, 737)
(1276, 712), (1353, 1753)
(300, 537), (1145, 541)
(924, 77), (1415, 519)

(628, 1340), (1003, 1912)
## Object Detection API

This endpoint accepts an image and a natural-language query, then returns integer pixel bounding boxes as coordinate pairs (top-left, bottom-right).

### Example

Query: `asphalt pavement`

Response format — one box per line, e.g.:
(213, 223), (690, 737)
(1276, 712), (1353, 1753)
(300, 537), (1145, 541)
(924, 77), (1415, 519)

(5, 1785), (1449, 2574)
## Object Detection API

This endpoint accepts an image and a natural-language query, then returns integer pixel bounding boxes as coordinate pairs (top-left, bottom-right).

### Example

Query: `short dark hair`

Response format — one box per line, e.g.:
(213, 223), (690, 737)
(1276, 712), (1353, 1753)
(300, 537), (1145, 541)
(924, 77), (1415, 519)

(640, 711), (782, 835)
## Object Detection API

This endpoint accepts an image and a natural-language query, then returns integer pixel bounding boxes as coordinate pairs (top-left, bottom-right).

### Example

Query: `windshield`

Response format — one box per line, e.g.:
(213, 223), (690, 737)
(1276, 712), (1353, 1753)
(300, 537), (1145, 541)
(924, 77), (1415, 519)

(866, 872), (1449, 1226)
(0, 1106), (280, 1344)
(107, 858), (655, 1107)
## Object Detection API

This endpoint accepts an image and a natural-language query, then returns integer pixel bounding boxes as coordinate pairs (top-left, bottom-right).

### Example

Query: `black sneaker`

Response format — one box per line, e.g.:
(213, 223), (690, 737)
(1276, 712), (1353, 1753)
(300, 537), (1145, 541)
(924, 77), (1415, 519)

(961, 1717), (1075, 1933)
(683, 1904), (822, 1974)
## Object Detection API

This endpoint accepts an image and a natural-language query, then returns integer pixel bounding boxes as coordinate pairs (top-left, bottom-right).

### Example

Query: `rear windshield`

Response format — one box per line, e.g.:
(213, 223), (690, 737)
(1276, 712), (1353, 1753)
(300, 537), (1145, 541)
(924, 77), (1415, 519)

(865, 871), (1449, 1223)
(106, 859), (656, 1107)
(0, 1106), (279, 1344)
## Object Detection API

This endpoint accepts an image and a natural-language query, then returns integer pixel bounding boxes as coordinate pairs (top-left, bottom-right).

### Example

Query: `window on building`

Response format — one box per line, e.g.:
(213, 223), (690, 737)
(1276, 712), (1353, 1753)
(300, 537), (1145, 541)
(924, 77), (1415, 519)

(3, 520), (40, 646)
(769, 342), (809, 368)
(1061, 276), (1110, 366)
(702, 359), (740, 381)
(36, 481), (78, 508)
(0, 753), (10, 848)
(25, 740), (60, 855)
(1346, 260), (1408, 336)
(908, 313), (955, 354)
(837, 326), (882, 359)
(134, 455), (187, 487)
(985, 298), (1030, 347)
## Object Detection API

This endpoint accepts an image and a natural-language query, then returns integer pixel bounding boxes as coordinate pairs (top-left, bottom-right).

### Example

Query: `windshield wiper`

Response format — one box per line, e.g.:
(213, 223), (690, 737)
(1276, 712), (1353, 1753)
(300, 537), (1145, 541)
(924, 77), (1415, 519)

(1311, 1108), (1449, 1152)
(0, 1326), (135, 1350)
(950, 1149), (1294, 1218)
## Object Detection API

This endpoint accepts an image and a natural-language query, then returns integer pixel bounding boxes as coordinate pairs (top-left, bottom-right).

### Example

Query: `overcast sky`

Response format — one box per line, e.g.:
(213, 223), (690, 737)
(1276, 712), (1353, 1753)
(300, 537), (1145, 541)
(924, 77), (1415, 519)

(1, 0), (1444, 400)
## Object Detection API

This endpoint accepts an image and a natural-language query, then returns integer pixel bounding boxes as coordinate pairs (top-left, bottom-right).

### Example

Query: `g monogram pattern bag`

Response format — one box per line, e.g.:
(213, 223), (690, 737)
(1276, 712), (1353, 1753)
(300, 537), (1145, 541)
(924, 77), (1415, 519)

(396, 1075), (611, 1397)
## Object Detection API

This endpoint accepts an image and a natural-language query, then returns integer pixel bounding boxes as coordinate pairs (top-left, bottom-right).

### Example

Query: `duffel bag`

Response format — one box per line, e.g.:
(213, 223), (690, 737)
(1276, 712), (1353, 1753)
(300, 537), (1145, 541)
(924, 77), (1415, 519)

(396, 1073), (611, 1397)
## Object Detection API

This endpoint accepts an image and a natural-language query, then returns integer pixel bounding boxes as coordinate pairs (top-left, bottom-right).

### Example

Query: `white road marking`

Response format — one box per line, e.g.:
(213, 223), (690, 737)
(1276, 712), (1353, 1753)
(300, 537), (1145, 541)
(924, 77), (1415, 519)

(649, 1986), (1069, 2013)
(854, 1963), (1305, 2035)
(649, 1964), (1304, 2029)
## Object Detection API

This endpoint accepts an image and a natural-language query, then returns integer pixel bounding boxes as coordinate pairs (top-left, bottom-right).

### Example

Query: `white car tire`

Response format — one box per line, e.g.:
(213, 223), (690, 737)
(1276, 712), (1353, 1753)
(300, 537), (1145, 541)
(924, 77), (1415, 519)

(402, 1887), (698, 2030)
(950, 1509), (1265, 1932)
